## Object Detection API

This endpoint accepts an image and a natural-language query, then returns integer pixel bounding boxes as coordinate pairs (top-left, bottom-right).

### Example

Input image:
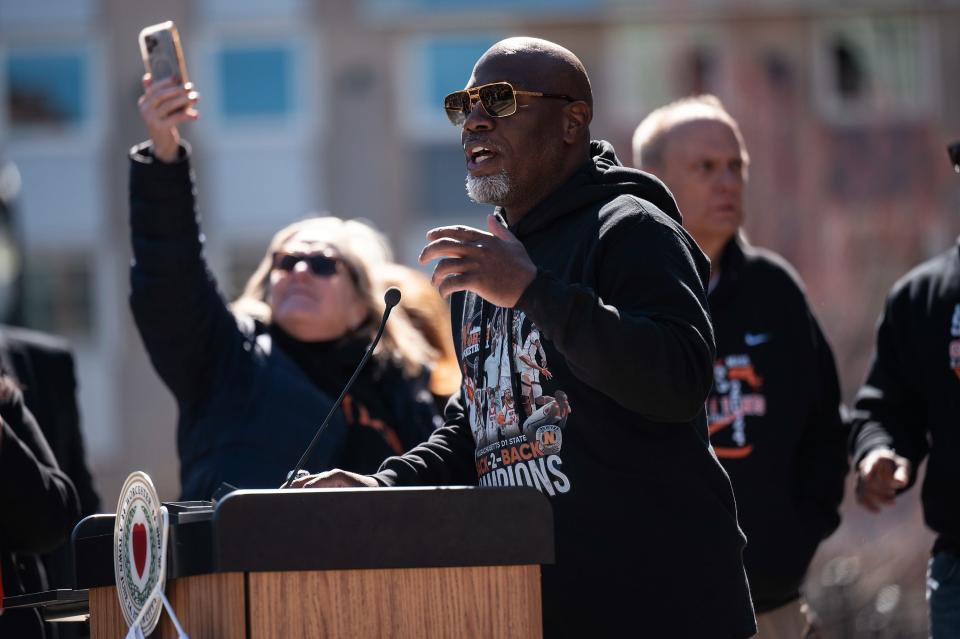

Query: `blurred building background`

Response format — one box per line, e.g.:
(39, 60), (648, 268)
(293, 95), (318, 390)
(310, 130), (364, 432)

(1, 0), (957, 636)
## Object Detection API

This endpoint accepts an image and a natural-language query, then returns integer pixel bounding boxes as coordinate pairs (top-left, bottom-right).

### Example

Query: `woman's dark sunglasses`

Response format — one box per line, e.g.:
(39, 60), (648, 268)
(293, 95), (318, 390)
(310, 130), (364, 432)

(443, 81), (577, 127)
(272, 252), (341, 277)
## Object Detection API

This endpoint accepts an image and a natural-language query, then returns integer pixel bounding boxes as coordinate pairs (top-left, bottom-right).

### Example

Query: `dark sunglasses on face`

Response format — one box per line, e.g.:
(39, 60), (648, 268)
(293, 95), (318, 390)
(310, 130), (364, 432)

(271, 252), (342, 277)
(443, 81), (577, 127)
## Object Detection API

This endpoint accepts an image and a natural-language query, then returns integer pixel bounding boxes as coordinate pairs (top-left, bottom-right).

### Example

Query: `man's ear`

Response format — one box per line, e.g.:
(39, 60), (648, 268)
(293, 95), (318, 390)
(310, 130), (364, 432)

(562, 101), (591, 144)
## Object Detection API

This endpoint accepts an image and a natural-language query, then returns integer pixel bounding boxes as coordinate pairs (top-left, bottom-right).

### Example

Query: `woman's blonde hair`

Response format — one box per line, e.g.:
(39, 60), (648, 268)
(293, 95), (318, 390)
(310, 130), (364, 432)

(231, 216), (435, 377)
(379, 263), (462, 397)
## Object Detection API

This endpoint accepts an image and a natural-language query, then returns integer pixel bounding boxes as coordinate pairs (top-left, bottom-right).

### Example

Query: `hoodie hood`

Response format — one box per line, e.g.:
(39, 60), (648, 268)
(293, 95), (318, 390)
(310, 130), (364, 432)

(505, 140), (682, 238)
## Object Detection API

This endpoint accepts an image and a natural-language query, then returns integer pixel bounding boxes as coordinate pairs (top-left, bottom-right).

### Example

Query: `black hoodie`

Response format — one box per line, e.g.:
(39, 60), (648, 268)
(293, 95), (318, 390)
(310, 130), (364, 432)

(708, 236), (848, 613)
(851, 240), (960, 556)
(374, 141), (756, 638)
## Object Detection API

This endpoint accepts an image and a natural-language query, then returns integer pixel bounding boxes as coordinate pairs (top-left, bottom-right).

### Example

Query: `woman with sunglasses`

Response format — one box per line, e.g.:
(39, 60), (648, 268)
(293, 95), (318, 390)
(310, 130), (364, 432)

(128, 75), (441, 501)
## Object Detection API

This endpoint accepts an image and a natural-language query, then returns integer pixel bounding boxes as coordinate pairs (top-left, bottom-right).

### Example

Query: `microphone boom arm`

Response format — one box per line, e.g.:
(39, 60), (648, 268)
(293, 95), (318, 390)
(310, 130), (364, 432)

(280, 288), (401, 488)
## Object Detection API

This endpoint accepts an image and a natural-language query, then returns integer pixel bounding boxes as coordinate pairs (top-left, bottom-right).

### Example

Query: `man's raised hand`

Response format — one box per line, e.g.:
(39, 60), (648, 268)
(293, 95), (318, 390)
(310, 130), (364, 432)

(420, 214), (537, 307)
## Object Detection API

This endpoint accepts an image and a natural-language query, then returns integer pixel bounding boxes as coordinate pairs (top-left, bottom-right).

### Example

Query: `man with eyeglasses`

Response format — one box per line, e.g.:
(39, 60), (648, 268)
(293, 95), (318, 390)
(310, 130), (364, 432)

(292, 37), (756, 638)
(850, 141), (960, 638)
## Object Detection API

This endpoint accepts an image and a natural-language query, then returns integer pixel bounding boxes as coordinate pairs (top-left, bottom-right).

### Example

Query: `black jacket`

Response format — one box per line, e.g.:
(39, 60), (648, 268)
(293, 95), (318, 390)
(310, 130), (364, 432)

(0, 385), (81, 639)
(708, 237), (848, 612)
(374, 141), (756, 638)
(128, 142), (440, 500)
(851, 240), (960, 554)
(0, 326), (101, 591)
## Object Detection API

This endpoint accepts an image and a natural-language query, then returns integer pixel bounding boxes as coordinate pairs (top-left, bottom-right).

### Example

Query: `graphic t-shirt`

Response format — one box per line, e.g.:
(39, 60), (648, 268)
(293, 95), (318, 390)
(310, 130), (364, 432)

(462, 300), (571, 497)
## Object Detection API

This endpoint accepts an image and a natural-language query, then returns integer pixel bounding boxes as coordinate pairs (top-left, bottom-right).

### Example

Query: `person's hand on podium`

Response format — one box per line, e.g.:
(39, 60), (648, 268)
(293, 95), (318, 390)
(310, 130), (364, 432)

(287, 468), (379, 489)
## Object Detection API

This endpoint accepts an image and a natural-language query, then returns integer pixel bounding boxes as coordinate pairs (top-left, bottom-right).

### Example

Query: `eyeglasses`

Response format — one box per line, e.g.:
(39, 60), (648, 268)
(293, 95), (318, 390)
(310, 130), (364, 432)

(443, 81), (577, 127)
(272, 252), (342, 277)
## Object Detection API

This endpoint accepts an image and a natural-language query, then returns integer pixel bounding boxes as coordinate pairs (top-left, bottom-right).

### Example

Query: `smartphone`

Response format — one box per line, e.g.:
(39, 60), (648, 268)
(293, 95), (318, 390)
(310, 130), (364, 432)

(138, 21), (189, 85)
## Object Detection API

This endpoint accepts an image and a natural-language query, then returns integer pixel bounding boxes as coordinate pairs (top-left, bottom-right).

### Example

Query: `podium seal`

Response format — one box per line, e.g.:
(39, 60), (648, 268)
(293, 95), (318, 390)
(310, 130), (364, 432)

(114, 471), (165, 635)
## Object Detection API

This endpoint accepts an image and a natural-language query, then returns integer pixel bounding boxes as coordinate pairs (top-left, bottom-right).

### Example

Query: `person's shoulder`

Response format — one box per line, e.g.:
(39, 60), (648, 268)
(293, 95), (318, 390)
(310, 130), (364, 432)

(0, 325), (74, 359)
(888, 244), (958, 302)
(597, 193), (694, 252)
(600, 193), (680, 226)
(738, 243), (809, 301)
(594, 196), (708, 279)
(874, 247), (959, 335)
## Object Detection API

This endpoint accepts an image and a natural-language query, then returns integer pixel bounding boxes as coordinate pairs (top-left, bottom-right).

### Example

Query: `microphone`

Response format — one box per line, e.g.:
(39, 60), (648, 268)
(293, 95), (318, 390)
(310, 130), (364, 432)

(384, 286), (401, 308)
(280, 287), (402, 488)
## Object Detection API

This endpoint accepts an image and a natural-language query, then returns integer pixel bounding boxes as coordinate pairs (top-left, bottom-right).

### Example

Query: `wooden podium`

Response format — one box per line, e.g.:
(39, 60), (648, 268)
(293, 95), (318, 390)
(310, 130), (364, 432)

(73, 487), (554, 638)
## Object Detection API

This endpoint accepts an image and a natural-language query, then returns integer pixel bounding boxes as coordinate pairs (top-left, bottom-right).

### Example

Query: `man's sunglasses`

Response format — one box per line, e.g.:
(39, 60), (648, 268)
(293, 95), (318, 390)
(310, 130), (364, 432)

(272, 252), (343, 277)
(443, 81), (577, 127)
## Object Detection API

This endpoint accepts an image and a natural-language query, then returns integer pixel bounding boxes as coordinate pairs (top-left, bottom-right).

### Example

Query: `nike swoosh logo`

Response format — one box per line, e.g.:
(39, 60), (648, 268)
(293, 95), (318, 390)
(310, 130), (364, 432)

(744, 332), (770, 347)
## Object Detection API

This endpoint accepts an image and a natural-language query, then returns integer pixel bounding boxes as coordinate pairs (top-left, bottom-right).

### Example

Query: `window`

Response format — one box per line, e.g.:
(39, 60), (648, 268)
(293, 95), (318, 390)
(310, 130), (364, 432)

(398, 34), (501, 139)
(198, 0), (306, 22)
(1, 43), (105, 143)
(0, 0), (96, 30)
(606, 26), (720, 127)
(5, 50), (86, 128)
(190, 30), (320, 244)
(21, 252), (93, 338)
(362, 0), (595, 19)
(813, 16), (936, 123)
(425, 39), (492, 109)
(400, 36), (498, 229)
(217, 45), (294, 120)
(191, 35), (315, 136)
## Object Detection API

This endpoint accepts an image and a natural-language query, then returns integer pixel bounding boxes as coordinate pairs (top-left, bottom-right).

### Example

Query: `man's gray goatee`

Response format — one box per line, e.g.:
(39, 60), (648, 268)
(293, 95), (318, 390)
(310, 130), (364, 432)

(466, 171), (511, 204)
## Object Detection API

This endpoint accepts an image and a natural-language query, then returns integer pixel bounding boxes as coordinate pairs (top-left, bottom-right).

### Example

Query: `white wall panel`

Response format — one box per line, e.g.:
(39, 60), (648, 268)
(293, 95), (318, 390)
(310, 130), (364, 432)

(8, 149), (103, 248)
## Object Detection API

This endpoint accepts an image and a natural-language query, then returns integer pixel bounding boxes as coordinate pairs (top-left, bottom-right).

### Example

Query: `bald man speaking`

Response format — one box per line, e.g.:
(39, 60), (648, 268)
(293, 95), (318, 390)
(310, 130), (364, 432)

(293, 38), (756, 638)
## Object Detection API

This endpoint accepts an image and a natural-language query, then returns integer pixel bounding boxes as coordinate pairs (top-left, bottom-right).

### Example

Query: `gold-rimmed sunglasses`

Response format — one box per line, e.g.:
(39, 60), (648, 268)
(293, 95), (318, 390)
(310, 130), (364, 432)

(443, 81), (577, 127)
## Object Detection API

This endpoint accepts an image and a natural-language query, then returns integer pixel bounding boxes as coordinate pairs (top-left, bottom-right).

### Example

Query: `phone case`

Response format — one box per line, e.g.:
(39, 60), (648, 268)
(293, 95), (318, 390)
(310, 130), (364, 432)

(138, 21), (189, 84)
